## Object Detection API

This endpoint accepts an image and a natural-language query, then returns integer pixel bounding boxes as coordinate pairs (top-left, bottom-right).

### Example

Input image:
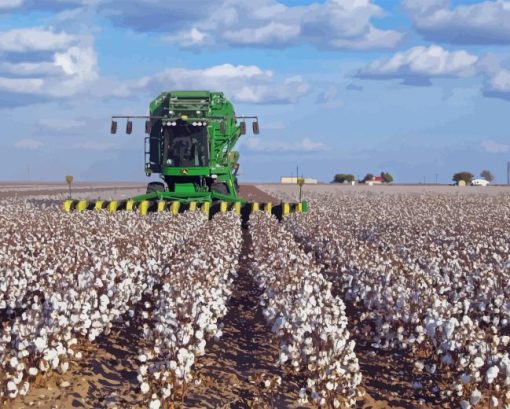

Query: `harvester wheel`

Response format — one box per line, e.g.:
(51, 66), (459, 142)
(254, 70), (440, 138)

(211, 182), (229, 195)
(146, 181), (166, 194)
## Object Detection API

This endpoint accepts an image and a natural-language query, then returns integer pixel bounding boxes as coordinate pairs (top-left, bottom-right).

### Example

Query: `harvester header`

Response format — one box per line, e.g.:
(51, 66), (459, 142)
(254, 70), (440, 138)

(64, 90), (307, 221)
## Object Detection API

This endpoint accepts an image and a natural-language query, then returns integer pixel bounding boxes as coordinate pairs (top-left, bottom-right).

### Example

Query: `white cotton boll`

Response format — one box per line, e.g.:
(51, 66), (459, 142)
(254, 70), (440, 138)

(7, 381), (17, 392)
(34, 337), (46, 352)
(473, 357), (484, 369)
(60, 361), (70, 373)
(9, 356), (18, 368)
(181, 333), (191, 345)
(138, 354), (148, 363)
(214, 329), (223, 340)
(149, 399), (161, 409)
(469, 389), (481, 405)
(140, 382), (150, 394)
(28, 367), (38, 376)
(195, 329), (203, 340)
(278, 352), (288, 364)
(18, 381), (29, 396)
(414, 360), (424, 372)
(486, 365), (499, 384)
(177, 348), (189, 365)
(460, 400), (471, 409)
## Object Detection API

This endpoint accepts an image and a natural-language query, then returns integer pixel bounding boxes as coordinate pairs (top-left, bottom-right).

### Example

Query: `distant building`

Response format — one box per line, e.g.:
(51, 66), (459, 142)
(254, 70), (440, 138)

(471, 178), (490, 186)
(365, 176), (384, 185)
(280, 177), (318, 184)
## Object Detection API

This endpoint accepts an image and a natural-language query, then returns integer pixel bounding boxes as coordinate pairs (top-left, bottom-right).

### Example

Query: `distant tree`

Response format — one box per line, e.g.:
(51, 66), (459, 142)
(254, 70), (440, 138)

(452, 171), (474, 184)
(380, 171), (394, 183)
(333, 173), (355, 183)
(362, 173), (374, 183)
(480, 169), (494, 182)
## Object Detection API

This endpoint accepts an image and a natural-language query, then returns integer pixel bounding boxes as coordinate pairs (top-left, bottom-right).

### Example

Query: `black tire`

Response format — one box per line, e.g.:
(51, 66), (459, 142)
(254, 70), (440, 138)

(210, 182), (229, 195)
(234, 177), (239, 192)
(146, 181), (166, 194)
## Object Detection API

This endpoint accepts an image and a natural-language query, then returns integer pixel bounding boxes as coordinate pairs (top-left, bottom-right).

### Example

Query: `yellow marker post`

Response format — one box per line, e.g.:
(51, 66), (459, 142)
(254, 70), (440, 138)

(77, 200), (88, 212)
(108, 201), (118, 213)
(251, 202), (259, 212)
(63, 200), (73, 213)
(202, 201), (210, 216)
(139, 200), (149, 216)
(233, 202), (241, 215)
(157, 201), (166, 213)
(264, 203), (272, 214)
(94, 201), (104, 212)
(126, 200), (134, 212)
(171, 201), (180, 216)
(189, 201), (197, 212)
(282, 202), (290, 216)
(220, 201), (228, 213)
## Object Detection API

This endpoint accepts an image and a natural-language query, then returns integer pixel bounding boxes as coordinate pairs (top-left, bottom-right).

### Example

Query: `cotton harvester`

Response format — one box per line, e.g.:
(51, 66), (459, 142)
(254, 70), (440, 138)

(63, 90), (307, 221)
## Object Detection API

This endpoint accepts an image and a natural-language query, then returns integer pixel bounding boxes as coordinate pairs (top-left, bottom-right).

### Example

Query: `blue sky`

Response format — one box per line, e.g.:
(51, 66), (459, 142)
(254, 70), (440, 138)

(0, 0), (509, 183)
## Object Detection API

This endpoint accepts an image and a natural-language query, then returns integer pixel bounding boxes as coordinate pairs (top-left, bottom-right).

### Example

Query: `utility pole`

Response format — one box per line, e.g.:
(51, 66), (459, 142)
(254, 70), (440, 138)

(435, 173), (438, 184)
(507, 161), (510, 185)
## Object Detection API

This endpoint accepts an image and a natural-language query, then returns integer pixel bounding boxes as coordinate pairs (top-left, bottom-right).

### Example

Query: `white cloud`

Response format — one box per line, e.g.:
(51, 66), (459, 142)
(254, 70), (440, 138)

(0, 29), (98, 101)
(0, 0), (23, 9)
(15, 139), (44, 150)
(0, 77), (44, 93)
(479, 56), (510, 101)
(53, 45), (98, 84)
(0, 28), (76, 52)
(0, 61), (63, 76)
(486, 68), (510, 93)
(112, 0), (403, 50)
(163, 28), (210, 48)
(356, 45), (479, 83)
(135, 64), (310, 104)
(244, 137), (326, 152)
(223, 22), (301, 47)
(481, 140), (509, 154)
(403, 0), (510, 45)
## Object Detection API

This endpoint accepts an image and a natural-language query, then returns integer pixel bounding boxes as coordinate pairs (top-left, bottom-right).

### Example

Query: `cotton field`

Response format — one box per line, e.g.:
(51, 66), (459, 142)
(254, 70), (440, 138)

(1, 186), (509, 409)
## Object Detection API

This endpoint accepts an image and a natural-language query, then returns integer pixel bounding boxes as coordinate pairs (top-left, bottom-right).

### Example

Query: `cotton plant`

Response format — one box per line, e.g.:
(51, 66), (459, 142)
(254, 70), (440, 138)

(137, 212), (242, 406)
(282, 191), (510, 408)
(249, 211), (362, 408)
(0, 199), (206, 403)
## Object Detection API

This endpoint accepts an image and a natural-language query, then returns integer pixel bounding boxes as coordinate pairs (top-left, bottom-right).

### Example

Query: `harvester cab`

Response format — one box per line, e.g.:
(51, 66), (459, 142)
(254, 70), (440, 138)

(64, 90), (308, 221)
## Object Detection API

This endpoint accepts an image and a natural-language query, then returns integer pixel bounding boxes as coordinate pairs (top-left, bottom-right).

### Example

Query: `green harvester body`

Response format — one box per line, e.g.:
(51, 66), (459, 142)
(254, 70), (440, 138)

(64, 90), (308, 219)
(139, 91), (243, 204)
